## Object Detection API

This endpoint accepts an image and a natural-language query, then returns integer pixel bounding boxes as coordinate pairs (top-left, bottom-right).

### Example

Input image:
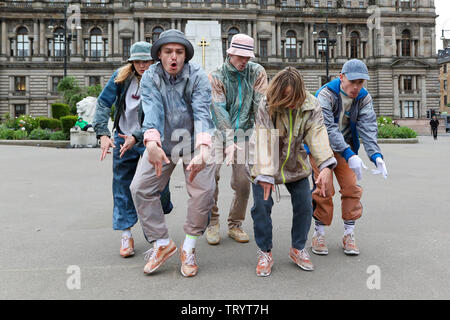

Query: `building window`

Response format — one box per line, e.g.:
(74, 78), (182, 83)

(15, 76), (26, 93)
(53, 27), (65, 60)
(16, 26), (30, 60)
(52, 76), (63, 93)
(122, 38), (131, 60)
(444, 80), (448, 91)
(346, 0), (351, 7)
(443, 64), (447, 74)
(444, 95), (448, 107)
(286, 30), (297, 61)
(327, 1), (332, 8)
(401, 30), (411, 57)
(402, 101), (414, 118)
(224, 27), (240, 60)
(317, 31), (328, 61)
(14, 105), (26, 117)
(400, 0), (411, 8)
(90, 27), (103, 60)
(359, 1), (364, 8)
(350, 31), (360, 59)
(403, 76), (413, 92)
(314, 0), (319, 7)
(89, 76), (101, 87)
(260, 39), (268, 59)
(152, 27), (164, 44)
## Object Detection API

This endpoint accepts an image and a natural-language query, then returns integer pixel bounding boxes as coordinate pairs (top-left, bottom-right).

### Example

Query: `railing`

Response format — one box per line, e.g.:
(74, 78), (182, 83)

(5, 0), (33, 8)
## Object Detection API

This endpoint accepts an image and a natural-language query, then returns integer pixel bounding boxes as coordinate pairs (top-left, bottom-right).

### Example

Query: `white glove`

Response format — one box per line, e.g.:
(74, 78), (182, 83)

(348, 155), (367, 181)
(372, 157), (388, 179)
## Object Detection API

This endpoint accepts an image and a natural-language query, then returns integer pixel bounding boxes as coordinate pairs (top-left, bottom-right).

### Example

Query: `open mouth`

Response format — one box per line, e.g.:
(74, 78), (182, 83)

(171, 62), (177, 68)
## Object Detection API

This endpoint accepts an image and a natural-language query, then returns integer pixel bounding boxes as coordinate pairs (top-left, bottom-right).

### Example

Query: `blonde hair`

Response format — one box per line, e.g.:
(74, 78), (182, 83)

(266, 67), (306, 117)
(114, 61), (154, 84)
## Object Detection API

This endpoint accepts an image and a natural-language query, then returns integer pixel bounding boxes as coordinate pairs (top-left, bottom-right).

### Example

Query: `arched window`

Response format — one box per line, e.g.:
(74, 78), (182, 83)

(286, 30), (297, 60)
(90, 27), (103, 59)
(401, 29), (411, 56)
(54, 27), (65, 58)
(152, 27), (164, 44)
(350, 31), (360, 58)
(17, 26), (30, 58)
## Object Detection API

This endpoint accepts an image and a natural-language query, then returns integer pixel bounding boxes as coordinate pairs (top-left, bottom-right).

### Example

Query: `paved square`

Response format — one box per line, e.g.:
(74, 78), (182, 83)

(1, 135), (449, 299)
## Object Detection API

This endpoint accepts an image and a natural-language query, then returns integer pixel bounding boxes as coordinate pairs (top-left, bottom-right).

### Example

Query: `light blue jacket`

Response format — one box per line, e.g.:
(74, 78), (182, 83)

(140, 62), (215, 156)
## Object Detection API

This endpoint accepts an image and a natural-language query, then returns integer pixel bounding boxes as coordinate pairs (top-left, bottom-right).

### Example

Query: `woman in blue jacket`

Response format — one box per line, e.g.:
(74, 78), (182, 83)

(93, 41), (172, 258)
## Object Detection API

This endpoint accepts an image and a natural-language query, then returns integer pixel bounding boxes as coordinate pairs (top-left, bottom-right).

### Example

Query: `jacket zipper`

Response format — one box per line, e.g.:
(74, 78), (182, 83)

(235, 73), (242, 130)
(280, 109), (293, 184)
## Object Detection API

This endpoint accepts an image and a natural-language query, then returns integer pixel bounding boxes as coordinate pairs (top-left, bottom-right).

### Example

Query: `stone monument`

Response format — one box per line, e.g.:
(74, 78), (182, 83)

(185, 21), (223, 75)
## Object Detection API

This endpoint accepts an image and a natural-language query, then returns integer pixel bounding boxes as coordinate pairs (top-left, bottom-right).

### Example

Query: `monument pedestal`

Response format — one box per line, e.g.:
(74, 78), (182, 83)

(70, 129), (98, 148)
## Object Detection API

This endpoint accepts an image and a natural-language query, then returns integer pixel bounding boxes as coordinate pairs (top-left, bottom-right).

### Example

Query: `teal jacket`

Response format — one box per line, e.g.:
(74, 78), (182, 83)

(208, 57), (268, 145)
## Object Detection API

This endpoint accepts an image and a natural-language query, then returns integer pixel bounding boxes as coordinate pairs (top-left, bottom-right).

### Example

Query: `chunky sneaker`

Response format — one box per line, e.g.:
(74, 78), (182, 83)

(343, 233), (360, 255)
(256, 249), (274, 277)
(205, 223), (220, 245)
(227, 226), (249, 243)
(289, 247), (314, 271)
(311, 233), (328, 255)
(120, 236), (135, 258)
(180, 247), (198, 277)
(143, 239), (177, 274)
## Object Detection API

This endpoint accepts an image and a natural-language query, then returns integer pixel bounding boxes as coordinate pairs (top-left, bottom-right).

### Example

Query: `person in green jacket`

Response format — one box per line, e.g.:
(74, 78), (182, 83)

(74, 116), (92, 131)
(207, 33), (268, 245)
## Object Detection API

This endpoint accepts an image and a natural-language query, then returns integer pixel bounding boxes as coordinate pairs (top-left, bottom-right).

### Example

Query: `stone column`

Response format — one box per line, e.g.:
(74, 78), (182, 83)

(431, 28), (436, 57)
(391, 26), (396, 57)
(379, 27), (384, 56)
(393, 75), (400, 118)
(1, 20), (7, 55)
(368, 27), (373, 58)
(253, 21), (258, 53)
(140, 19), (145, 42)
(171, 19), (175, 30)
(77, 24), (83, 56)
(108, 21), (113, 57)
(135, 20), (139, 42)
(421, 75), (427, 116)
(419, 26), (424, 56)
(40, 20), (46, 55)
(114, 19), (119, 56)
(271, 22), (276, 56)
(34, 20), (39, 56)
(277, 22), (281, 57)
(342, 24), (347, 57)
(304, 23), (309, 57)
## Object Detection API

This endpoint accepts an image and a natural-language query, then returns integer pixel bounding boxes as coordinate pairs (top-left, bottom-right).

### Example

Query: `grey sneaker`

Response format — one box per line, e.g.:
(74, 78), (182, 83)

(205, 223), (220, 245)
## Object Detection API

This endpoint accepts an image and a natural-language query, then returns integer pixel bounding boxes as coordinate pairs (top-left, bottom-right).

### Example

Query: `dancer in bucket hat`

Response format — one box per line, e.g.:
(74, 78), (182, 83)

(93, 41), (173, 259)
(308, 59), (388, 257)
(206, 33), (268, 245)
(130, 29), (216, 277)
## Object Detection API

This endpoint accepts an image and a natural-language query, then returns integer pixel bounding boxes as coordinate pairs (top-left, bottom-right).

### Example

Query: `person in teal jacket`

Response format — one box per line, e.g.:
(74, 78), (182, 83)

(207, 33), (268, 245)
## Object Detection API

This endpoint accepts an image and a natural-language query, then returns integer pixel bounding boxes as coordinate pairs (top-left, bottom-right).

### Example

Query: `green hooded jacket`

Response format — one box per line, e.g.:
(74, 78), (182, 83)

(208, 57), (268, 145)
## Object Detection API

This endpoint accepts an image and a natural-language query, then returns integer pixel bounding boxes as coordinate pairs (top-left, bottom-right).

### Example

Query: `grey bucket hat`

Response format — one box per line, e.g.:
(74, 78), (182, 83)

(127, 41), (153, 62)
(341, 59), (370, 81)
(151, 29), (194, 62)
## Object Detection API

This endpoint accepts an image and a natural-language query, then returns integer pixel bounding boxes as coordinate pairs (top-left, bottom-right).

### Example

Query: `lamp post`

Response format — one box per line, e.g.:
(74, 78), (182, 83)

(313, 10), (341, 83)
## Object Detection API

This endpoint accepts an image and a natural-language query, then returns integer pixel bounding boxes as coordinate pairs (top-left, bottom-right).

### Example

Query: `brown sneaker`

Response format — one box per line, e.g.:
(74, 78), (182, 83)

(256, 249), (273, 277)
(343, 233), (360, 255)
(289, 247), (314, 271)
(143, 240), (177, 274)
(227, 226), (249, 243)
(120, 236), (135, 258)
(311, 234), (328, 255)
(179, 247), (198, 277)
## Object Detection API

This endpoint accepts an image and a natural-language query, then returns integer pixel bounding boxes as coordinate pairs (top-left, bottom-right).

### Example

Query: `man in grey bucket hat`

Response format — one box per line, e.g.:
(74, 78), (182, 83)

(130, 29), (216, 278)
(309, 59), (388, 258)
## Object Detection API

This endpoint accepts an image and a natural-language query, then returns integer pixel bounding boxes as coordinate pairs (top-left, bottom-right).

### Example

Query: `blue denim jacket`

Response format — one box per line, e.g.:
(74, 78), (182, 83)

(140, 62), (215, 156)
(93, 70), (144, 143)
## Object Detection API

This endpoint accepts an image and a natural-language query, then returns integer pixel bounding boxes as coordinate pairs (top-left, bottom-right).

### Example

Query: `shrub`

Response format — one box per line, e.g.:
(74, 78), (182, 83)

(29, 128), (51, 140)
(378, 124), (417, 139)
(38, 117), (61, 130)
(377, 116), (394, 127)
(13, 114), (40, 133)
(13, 129), (28, 140)
(51, 103), (71, 120)
(60, 115), (78, 135)
(49, 131), (67, 140)
(0, 127), (15, 140)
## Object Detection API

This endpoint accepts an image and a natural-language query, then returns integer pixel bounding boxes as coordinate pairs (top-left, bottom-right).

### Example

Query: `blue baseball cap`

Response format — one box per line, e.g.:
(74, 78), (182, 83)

(341, 59), (370, 81)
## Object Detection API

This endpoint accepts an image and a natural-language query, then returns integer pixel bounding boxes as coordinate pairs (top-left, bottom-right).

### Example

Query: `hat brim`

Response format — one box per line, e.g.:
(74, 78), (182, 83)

(127, 55), (154, 62)
(226, 48), (255, 58)
(344, 72), (370, 81)
(151, 37), (194, 62)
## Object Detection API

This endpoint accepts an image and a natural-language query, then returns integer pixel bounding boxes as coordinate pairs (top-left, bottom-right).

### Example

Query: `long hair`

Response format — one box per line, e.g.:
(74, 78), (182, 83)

(266, 66), (306, 117)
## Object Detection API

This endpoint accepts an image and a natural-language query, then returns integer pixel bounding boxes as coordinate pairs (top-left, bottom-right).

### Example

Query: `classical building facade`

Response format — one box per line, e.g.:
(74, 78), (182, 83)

(0, 0), (439, 123)
(438, 48), (450, 114)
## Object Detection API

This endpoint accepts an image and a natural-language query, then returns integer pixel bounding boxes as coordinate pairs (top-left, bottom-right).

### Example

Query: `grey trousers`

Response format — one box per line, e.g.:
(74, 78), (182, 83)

(130, 149), (216, 242)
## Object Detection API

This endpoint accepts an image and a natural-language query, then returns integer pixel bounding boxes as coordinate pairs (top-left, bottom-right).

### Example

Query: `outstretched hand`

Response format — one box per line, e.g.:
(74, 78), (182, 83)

(146, 141), (171, 177)
(118, 133), (137, 158)
(100, 135), (116, 161)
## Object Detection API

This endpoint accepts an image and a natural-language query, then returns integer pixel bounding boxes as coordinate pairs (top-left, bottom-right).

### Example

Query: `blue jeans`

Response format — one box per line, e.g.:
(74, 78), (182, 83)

(112, 131), (172, 230)
(250, 178), (313, 252)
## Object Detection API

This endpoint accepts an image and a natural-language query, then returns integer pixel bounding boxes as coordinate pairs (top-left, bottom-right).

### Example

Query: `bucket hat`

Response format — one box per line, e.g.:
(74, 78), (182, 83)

(127, 41), (153, 62)
(226, 34), (255, 58)
(151, 29), (194, 62)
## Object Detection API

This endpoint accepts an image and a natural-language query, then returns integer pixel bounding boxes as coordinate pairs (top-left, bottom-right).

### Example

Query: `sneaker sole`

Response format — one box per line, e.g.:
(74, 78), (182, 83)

(311, 248), (328, 256)
(180, 267), (198, 277)
(227, 234), (249, 243)
(256, 271), (271, 277)
(289, 254), (314, 271)
(120, 251), (135, 258)
(143, 247), (178, 275)
(343, 249), (359, 256)
(206, 238), (220, 245)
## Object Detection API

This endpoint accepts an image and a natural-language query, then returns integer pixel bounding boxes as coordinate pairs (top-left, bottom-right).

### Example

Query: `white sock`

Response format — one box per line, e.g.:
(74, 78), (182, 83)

(122, 229), (132, 238)
(182, 234), (198, 253)
(155, 238), (170, 248)
(344, 221), (355, 236)
(314, 224), (325, 236)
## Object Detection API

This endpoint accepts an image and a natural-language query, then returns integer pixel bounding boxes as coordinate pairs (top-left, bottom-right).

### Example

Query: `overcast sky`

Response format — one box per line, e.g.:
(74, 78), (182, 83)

(436, 0), (450, 51)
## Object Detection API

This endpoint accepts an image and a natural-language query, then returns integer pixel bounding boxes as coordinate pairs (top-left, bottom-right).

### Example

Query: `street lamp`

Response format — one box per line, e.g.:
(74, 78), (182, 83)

(48, 0), (82, 77)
